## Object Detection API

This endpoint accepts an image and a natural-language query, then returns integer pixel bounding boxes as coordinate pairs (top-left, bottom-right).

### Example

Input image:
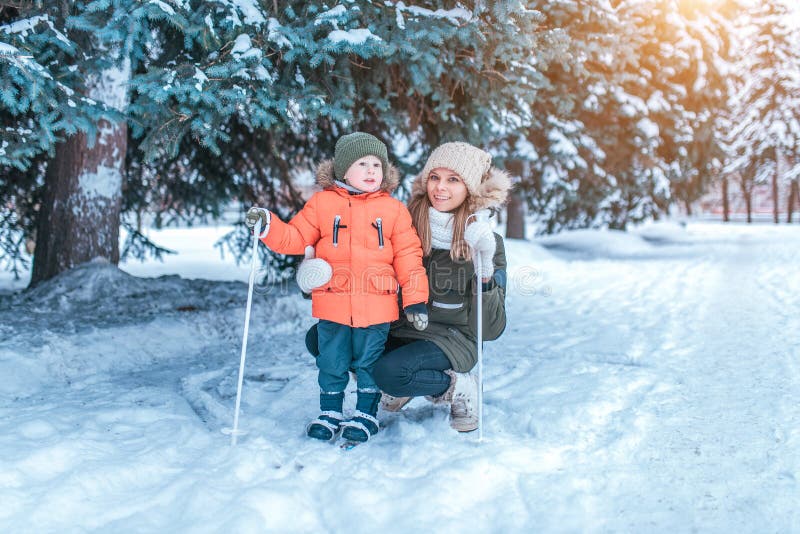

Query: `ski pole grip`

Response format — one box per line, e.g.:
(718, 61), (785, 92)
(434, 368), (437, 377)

(474, 209), (491, 223)
(256, 210), (270, 238)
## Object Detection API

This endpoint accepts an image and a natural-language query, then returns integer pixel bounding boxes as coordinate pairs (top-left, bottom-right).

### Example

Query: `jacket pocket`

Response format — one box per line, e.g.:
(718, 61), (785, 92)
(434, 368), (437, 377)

(427, 260), (471, 325)
(429, 291), (470, 326)
(368, 274), (399, 294)
(314, 265), (351, 294)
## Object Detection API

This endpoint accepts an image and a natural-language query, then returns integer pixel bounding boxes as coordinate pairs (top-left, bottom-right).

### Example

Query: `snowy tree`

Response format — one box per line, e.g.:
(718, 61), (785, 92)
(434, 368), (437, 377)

(2, 1), (553, 278)
(511, 0), (783, 231)
(10, 0), (795, 281)
(3, 1), (338, 280)
(0, 7), (90, 277)
(511, 0), (680, 232)
(706, 0), (754, 222)
(724, 0), (800, 223)
(498, 0), (618, 234)
(659, 1), (733, 216)
(129, 1), (550, 263)
(1, 2), (170, 283)
(0, 3), (139, 285)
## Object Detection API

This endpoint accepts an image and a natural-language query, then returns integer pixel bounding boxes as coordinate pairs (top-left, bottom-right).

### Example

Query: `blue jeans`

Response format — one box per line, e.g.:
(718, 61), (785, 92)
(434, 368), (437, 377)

(316, 320), (389, 393)
(372, 339), (452, 398)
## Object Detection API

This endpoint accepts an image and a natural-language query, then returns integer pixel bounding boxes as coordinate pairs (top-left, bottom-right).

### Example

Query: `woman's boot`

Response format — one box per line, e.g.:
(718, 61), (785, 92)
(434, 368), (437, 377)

(380, 393), (412, 412)
(427, 370), (479, 432)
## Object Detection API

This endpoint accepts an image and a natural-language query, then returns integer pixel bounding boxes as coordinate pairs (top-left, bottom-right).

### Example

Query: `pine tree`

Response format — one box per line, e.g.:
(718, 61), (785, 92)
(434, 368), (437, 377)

(3, 1), (554, 278)
(1, 6), (93, 277)
(497, 0), (612, 234)
(660, 1), (732, 216)
(512, 0), (675, 232)
(724, 0), (800, 223)
(2, 2), (168, 284)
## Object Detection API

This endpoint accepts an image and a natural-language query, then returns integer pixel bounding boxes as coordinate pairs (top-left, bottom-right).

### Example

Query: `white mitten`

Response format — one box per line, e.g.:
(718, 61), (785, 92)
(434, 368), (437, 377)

(464, 221), (495, 279)
(464, 220), (495, 255)
(296, 246), (332, 293)
(476, 252), (494, 280)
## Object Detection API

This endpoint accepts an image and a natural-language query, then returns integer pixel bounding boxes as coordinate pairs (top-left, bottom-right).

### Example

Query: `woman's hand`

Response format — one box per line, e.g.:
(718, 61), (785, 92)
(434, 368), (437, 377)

(464, 221), (495, 279)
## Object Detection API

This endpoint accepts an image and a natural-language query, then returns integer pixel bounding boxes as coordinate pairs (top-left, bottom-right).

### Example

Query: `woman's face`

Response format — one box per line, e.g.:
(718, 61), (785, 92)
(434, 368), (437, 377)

(427, 167), (468, 212)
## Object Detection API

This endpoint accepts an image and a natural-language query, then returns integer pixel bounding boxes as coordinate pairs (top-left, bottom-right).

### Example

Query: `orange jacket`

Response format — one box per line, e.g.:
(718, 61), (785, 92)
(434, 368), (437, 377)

(261, 162), (428, 328)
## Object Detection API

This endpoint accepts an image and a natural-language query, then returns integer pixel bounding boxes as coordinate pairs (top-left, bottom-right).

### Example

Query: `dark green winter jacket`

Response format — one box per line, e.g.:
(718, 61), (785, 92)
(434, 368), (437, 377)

(390, 233), (507, 372)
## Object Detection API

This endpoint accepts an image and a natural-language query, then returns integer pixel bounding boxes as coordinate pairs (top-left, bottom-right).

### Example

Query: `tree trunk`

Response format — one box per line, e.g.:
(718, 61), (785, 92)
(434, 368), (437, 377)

(721, 176), (730, 222)
(684, 199), (693, 217)
(31, 123), (126, 285)
(796, 181), (800, 223)
(30, 58), (130, 286)
(789, 179), (799, 223)
(503, 159), (525, 239)
(506, 190), (526, 239)
(744, 189), (752, 223)
(772, 171), (779, 224)
(737, 170), (755, 224)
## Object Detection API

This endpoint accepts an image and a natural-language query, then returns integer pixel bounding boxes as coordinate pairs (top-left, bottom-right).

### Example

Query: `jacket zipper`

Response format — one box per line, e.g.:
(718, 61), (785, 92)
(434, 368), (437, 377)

(332, 215), (341, 247)
(372, 218), (384, 249)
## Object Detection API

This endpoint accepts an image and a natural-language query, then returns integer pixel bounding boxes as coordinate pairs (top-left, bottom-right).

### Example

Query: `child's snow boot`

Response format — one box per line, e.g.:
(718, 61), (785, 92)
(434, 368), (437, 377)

(307, 392), (345, 441)
(341, 390), (381, 442)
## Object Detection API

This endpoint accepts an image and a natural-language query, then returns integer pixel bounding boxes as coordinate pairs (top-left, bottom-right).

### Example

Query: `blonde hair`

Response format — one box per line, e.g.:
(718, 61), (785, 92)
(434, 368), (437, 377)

(408, 173), (473, 262)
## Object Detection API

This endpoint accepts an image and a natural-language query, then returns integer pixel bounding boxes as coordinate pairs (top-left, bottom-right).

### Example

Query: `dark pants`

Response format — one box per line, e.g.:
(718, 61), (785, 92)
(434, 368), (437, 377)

(316, 320), (389, 393)
(372, 339), (452, 398)
(305, 323), (452, 398)
(306, 325), (452, 397)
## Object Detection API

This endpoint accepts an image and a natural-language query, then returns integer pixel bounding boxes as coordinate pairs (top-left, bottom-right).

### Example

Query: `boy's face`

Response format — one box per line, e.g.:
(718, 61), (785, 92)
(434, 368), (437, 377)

(343, 155), (384, 192)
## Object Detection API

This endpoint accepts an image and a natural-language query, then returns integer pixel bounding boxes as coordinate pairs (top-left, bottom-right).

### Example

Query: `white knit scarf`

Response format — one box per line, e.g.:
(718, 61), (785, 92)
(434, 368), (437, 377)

(428, 207), (454, 250)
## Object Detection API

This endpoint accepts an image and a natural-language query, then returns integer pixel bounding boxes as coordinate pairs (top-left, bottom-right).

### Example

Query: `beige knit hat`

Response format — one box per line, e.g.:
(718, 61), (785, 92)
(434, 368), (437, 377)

(412, 142), (513, 213)
(418, 142), (492, 196)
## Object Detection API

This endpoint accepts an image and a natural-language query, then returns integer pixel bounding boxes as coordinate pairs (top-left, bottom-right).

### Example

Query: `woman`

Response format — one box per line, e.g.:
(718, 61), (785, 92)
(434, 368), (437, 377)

(303, 142), (510, 432)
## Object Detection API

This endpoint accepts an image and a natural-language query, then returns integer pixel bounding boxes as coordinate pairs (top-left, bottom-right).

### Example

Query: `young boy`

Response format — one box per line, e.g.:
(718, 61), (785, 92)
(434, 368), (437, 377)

(246, 132), (429, 443)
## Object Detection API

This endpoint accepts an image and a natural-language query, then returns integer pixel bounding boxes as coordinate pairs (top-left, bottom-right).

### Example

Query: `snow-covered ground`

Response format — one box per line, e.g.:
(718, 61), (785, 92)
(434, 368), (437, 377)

(1, 221), (798, 532)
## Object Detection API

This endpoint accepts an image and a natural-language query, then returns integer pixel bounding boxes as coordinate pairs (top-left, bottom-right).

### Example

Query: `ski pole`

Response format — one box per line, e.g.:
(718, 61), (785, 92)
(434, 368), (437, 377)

(225, 216), (268, 446)
(467, 210), (490, 442)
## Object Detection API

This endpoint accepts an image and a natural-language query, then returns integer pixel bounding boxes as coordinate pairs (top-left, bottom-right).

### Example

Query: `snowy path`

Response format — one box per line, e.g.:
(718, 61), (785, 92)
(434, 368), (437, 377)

(515, 229), (800, 531)
(0, 223), (798, 532)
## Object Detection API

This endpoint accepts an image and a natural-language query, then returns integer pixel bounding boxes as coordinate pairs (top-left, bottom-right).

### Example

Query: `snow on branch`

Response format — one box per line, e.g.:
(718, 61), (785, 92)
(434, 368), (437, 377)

(327, 29), (382, 45)
(394, 2), (472, 25)
(0, 14), (71, 47)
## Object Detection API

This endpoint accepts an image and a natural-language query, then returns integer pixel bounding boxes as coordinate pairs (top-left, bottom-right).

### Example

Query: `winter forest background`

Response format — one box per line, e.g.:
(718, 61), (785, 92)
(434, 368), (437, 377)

(2, 0), (799, 285)
(2, 2), (800, 532)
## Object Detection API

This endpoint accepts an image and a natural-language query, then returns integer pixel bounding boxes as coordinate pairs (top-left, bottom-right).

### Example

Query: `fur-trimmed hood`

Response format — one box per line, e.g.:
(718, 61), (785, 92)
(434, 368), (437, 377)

(409, 166), (513, 213)
(315, 159), (401, 194)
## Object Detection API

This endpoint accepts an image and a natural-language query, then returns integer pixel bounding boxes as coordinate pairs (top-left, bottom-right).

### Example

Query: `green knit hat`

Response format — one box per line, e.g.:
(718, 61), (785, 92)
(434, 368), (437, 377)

(334, 132), (389, 181)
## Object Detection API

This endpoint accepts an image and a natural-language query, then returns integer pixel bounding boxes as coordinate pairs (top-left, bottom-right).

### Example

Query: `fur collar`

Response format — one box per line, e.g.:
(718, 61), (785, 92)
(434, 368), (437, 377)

(410, 166), (513, 213)
(315, 159), (400, 194)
